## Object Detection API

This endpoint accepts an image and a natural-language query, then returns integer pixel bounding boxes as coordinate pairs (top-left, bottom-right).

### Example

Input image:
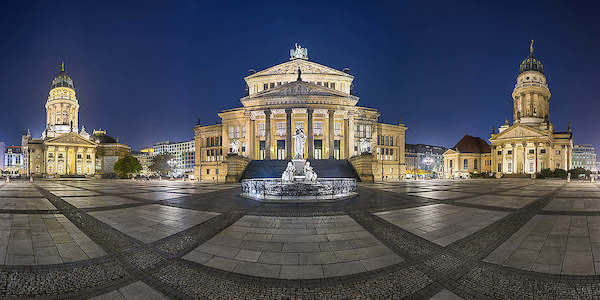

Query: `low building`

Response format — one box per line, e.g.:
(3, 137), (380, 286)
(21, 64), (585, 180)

(443, 135), (492, 178)
(3, 146), (23, 176)
(131, 147), (154, 176)
(0, 142), (5, 170)
(572, 144), (597, 172)
(153, 140), (195, 176)
(405, 144), (447, 178)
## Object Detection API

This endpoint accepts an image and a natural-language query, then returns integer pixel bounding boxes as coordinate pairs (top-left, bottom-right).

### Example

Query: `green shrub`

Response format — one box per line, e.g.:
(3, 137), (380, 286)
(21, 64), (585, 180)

(537, 168), (553, 179)
(553, 168), (567, 179)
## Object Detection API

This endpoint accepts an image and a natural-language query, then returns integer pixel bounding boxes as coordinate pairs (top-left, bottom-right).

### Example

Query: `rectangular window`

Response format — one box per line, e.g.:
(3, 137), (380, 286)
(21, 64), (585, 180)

(229, 126), (234, 138)
(385, 136), (389, 146)
(359, 125), (364, 137)
(334, 140), (340, 159)
(449, 160), (453, 168)
(258, 123), (265, 137)
(259, 141), (266, 160)
(276, 122), (286, 136)
(390, 136), (393, 146)
(242, 126), (246, 138)
(210, 137), (214, 147)
(277, 140), (286, 160)
(498, 163), (501, 172)
(497, 150), (502, 155)
(528, 149), (535, 154)
(324, 82), (329, 88)
(464, 159), (468, 169)
(236, 126), (240, 138)
(507, 150), (513, 155)
(295, 121), (304, 130)
(529, 162), (534, 173)
(270, 82), (275, 88)
(334, 122), (341, 136)
(314, 121), (323, 136)
(366, 125), (371, 138)
(330, 82), (335, 90)
(474, 159), (478, 170)
(263, 83), (268, 90)
(207, 169), (210, 174)
(556, 150), (561, 155)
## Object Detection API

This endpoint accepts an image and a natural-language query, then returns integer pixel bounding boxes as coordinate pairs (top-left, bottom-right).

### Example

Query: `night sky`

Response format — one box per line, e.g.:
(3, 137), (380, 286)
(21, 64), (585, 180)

(1, 1), (599, 154)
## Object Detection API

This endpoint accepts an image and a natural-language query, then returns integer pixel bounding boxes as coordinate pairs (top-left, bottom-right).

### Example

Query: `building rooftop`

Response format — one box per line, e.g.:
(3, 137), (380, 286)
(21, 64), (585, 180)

(452, 135), (491, 153)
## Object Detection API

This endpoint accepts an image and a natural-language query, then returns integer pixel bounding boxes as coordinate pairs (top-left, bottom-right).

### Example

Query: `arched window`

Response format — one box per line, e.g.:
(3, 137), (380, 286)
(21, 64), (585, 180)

(474, 159), (478, 170)
(464, 159), (468, 169)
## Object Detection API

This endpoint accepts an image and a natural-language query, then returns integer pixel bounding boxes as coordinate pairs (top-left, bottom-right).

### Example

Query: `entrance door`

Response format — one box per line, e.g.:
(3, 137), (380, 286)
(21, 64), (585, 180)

(277, 140), (286, 160)
(259, 141), (266, 160)
(314, 140), (322, 159)
(333, 140), (340, 159)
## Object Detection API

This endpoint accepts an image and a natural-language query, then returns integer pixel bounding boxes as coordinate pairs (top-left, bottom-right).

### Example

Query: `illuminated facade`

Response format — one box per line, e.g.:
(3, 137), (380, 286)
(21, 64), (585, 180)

(444, 41), (573, 178)
(21, 64), (130, 177)
(194, 45), (407, 182)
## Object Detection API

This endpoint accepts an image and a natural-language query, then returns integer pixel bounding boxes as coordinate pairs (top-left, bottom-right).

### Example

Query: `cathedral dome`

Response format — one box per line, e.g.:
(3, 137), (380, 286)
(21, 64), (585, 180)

(51, 63), (75, 90)
(519, 41), (543, 75)
(91, 131), (117, 144)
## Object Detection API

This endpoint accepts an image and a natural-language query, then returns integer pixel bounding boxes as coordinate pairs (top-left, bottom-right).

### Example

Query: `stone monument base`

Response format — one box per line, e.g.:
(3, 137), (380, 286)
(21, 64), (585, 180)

(224, 154), (250, 183)
(241, 178), (357, 203)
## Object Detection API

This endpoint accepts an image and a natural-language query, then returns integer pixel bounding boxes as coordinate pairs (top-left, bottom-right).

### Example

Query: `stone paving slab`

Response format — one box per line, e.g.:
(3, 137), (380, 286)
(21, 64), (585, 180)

(129, 192), (187, 201)
(374, 204), (508, 246)
(484, 215), (600, 275)
(0, 197), (56, 210)
(457, 194), (538, 209)
(0, 213), (105, 265)
(91, 281), (167, 300)
(62, 195), (140, 208)
(429, 289), (464, 299)
(544, 198), (600, 212)
(89, 204), (220, 243)
(183, 215), (404, 279)
(50, 190), (102, 197)
(408, 191), (475, 200)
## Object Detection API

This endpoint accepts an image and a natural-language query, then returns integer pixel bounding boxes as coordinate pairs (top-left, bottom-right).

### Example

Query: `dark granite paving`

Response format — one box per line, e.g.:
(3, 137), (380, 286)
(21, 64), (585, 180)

(0, 179), (599, 299)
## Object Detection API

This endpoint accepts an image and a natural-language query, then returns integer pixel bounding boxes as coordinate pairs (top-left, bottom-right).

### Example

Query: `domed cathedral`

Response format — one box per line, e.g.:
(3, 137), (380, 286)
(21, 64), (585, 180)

(21, 63), (131, 177)
(194, 44), (407, 182)
(489, 41), (573, 176)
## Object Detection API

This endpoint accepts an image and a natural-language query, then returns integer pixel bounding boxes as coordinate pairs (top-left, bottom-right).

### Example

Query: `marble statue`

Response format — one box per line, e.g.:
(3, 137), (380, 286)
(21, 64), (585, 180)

(281, 162), (296, 182)
(304, 161), (317, 181)
(293, 128), (306, 159)
(359, 138), (370, 154)
(229, 139), (240, 154)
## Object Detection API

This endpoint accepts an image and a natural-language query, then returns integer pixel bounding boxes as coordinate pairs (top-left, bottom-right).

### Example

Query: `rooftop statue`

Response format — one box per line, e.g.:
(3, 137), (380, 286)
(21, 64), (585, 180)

(290, 43), (308, 60)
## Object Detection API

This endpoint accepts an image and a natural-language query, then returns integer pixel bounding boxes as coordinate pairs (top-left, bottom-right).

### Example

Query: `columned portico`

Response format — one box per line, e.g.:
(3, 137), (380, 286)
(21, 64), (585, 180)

(285, 109), (292, 159)
(328, 109), (335, 159)
(307, 108), (314, 159)
(264, 109), (271, 160)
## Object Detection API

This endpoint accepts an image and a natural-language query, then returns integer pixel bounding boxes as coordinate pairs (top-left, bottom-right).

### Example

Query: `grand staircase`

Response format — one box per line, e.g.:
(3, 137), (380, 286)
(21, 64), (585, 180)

(241, 159), (359, 180)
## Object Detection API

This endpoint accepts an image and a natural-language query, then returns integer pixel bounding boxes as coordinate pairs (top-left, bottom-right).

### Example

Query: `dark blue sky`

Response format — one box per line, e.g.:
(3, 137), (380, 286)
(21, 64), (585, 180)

(1, 1), (599, 154)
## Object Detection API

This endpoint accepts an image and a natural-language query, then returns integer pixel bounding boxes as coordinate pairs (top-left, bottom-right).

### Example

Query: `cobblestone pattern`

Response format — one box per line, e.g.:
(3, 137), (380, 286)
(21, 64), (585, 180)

(0, 180), (595, 299)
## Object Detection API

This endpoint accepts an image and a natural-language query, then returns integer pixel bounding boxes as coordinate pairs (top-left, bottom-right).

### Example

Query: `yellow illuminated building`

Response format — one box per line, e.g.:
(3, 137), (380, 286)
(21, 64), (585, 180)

(444, 41), (573, 178)
(194, 44), (407, 182)
(22, 63), (130, 177)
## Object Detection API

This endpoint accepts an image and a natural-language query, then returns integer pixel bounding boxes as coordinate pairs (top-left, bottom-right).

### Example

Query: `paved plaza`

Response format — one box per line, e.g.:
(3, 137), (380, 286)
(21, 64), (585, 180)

(0, 179), (599, 298)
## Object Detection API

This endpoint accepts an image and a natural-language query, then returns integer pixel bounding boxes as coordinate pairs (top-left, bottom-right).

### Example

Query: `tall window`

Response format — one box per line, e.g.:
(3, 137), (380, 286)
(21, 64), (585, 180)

(314, 140), (323, 159)
(390, 136), (394, 146)
(334, 122), (341, 136)
(474, 159), (478, 170)
(229, 126), (234, 138)
(276, 122), (286, 136)
(241, 125), (246, 138)
(295, 121), (304, 131)
(464, 159), (468, 169)
(314, 122), (323, 136)
(263, 83), (268, 90)
(385, 136), (389, 146)
(449, 160), (453, 168)
(334, 140), (340, 159)
(277, 140), (286, 160)
(236, 126), (240, 138)
(258, 123), (265, 137)
(359, 125), (364, 137)
(330, 82), (335, 90)
(366, 125), (371, 138)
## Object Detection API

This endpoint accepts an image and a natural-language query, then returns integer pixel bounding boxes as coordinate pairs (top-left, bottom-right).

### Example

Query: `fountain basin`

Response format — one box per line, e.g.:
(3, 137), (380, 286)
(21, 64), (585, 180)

(241, 178), (357, 202)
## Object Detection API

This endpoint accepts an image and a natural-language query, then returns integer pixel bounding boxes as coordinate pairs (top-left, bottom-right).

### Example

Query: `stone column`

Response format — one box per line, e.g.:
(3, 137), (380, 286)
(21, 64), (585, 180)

(328, 109), (335, 159)
(250, 118), (256, 159)
(348, 115), (355, 157)
(285, 109), (292, 159)
(343, 118), (349, 158)
(512, 144), (516, 174)
(307, 108), (314, 159)
(563, 145), (568, 170)
(245, 114), (251, 158)
(523, 143), (527, 174)
(265, 109), (271, 160)
(535, 144), (539, 173)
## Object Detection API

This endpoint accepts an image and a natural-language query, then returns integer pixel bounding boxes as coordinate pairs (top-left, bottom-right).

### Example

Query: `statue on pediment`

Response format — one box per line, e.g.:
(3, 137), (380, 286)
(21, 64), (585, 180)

(290, 43), (308, 60)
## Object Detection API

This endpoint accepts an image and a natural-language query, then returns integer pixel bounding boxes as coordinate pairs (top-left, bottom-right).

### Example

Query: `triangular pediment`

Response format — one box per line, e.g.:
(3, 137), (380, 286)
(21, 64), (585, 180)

(443, 149), (458, 155)
(45, 132), (97, 146)
(246, 59), (353, 79)
(491, 124), (548, 141)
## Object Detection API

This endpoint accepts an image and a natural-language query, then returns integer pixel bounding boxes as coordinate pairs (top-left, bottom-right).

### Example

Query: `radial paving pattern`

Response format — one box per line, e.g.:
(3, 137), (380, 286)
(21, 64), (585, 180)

(0, 179), (599, 298)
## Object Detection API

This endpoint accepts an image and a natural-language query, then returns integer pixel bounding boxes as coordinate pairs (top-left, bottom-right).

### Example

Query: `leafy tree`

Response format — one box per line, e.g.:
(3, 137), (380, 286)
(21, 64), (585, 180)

(569, 167), (590, 178)
(114, 155), (142, 178)
(149, 153), (174, 176)
(537, 168), (553, 179)
(553, 168), (567, 179)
